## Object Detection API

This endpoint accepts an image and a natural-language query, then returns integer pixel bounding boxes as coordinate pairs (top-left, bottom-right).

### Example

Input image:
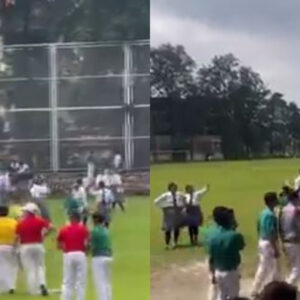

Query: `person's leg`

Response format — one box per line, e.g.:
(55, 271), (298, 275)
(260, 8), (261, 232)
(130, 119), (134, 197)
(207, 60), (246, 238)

(92, 257), (102, 300)
(20, 245), (37, 295)
(75, 253), (87, 300)
(226, 270), (240, 299)
(103, 257), (112, 300)
(188, 226), (194, 245)
(251, 241), (273, 295)
(117, 200), (125, 212)
(35, 245), (48, 295)
(165, 231), (171, 248)
(174, 229), (180, 247)
(0, 246), (11, 293)
(193, 226), (199, 245)
(61, 253), (76, 300)
(7, 246), (18, 292)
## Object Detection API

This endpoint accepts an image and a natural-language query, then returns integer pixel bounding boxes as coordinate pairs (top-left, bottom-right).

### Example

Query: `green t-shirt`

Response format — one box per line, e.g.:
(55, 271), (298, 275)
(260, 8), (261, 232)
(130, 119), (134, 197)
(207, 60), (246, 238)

(257, 207), (278, 240)
(91, 225), (112, 257)
(207, 226), (245, 271)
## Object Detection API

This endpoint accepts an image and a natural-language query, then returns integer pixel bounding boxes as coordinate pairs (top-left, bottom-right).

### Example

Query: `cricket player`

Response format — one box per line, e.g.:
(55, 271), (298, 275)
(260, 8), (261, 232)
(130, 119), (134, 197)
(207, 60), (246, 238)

(30, 176), (51, 220)
(279, 191), (300, 285)
(89, 181), (114, 227)
(72, 179), (89, 225)
(57, 212), (89, 300)
(0, 206), (18, 294)
(154, 183), (186, 249)
(91, 212), (113, 300)
(16, 202), (54, 296)
(185, 184), (210, 245)
(110, 171), (125, 212)
(251, 192), (281, 297)
(206, 206), (245, 300)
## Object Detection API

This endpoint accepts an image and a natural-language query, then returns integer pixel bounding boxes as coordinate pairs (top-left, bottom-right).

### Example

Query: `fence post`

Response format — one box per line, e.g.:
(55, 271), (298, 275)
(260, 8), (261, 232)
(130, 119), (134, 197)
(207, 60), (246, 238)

(123, 43), (134, 170)
(49, 44), (59, 172)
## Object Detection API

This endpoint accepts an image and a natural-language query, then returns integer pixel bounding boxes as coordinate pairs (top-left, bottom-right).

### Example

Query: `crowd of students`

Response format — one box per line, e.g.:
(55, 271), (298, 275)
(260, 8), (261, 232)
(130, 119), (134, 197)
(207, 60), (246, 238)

(0, 167), (126, 300)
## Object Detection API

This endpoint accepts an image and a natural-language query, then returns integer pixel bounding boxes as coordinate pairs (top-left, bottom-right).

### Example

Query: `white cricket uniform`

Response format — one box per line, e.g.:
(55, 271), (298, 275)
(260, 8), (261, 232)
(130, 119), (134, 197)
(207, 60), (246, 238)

(20, 243), (47, 295)
(251, 240), (281, 294)
(62, 252), (87, 300)
(0, 245), (18, 293)
(18, 163), (29, 174)
(72, 187), (88, 211)
(30, 184), (50, 219)
(96, 174), (112, 188)
(92, 256), (112, 300)
(90, 188), (114, 205)
(113, 154), (122, 169)
(280, 202), (300, 285)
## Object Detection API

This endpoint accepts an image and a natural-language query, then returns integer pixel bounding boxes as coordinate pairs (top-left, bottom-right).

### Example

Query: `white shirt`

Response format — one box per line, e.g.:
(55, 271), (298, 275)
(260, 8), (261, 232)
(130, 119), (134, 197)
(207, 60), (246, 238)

(72, 186), (88, 207)
(185, 186), (209, 206)
(96, 174), (110, 187)
(113, 154), (122, 169)
(18, 163), (29, 174)
(280, 202), (300, 241)
(30, 184), (49, 199)
(154, 191), (185, 208)
(89, 188), (114, 205)
(295, 175), (300, 191)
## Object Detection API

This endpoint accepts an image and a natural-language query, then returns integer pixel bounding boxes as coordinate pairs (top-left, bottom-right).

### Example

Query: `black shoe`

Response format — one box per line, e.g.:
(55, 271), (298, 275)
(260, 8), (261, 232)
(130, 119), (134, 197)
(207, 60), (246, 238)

(40, 285), (49, 296)
(8, 289), (14, 294)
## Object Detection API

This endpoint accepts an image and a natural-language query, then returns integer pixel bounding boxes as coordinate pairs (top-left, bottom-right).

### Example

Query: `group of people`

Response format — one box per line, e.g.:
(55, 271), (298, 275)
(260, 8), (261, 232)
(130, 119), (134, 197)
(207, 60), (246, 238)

(154, 182), (210, 248)
(154, 170), (300, 300)
(0, 166), (126, 300)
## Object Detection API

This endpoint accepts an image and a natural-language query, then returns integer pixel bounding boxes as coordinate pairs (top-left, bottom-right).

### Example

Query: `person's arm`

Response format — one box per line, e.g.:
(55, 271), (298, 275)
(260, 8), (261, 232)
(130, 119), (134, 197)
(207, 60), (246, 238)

(269, 215), (280, 258)
(194, 184), (210, 201)
(154, 192), (168, 207)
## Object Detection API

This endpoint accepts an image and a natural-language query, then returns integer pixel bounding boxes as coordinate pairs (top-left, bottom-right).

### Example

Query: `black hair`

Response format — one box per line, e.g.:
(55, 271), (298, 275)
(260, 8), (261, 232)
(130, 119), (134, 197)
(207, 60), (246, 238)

(92, 212), (106, 224)
(0, 206), (8, 217)
(260, 281), (297, 300)
(69, 212), (81, 221)
(264, 192), (278, 206)
(98, 181), (105, 188)
(213, 206), (232, 229)
(168, 182), (177, 191)
(76, 178), (83, 186)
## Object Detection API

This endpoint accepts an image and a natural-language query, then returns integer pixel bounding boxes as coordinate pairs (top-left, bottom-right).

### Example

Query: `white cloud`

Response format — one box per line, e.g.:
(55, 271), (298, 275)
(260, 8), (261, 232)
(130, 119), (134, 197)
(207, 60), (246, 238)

(151, 10), (300, 103)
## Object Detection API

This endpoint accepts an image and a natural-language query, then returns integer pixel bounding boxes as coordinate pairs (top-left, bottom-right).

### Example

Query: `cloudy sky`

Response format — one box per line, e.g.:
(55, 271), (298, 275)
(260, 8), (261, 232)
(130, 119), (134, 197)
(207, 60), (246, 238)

(151, 0), (300, 103)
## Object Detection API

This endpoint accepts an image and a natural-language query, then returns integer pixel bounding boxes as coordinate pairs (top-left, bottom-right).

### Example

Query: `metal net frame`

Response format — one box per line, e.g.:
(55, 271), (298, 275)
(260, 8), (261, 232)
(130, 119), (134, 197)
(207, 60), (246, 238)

(0, 40), (150, 171)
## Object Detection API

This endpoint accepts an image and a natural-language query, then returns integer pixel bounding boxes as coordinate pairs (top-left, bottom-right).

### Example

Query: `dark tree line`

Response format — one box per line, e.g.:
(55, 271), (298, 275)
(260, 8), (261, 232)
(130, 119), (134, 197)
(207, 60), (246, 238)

(151, 44), (300, 159)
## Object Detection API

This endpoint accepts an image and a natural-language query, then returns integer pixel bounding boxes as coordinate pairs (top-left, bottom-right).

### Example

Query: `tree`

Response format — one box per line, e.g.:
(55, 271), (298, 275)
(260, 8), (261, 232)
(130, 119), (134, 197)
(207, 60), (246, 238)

(150, 44), (196, 99)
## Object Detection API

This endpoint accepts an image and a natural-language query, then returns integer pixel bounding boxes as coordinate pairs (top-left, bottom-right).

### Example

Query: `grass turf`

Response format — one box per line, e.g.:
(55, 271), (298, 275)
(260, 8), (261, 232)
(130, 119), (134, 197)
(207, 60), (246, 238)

(151, 159), (300, 276)
(9, 196), (149, 300)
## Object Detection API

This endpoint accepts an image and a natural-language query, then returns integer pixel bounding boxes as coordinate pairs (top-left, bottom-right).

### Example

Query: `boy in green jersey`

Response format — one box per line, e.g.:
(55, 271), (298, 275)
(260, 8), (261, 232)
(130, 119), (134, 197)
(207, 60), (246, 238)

(206, 206), (245, 300)
(91, 212), (113, 300)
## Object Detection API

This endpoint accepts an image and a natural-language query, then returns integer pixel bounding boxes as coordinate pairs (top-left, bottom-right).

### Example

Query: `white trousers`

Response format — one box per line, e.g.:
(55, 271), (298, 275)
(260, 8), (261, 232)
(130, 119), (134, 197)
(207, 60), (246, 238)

(92, 256), (113, 300)
(284, 243), (300, 285)
(61, 252), (87, 300)
(252, 240), (281, 294)
(214, 270), (240, 300)
(0, 245), (18, 293)
(20, 243), (46, 295)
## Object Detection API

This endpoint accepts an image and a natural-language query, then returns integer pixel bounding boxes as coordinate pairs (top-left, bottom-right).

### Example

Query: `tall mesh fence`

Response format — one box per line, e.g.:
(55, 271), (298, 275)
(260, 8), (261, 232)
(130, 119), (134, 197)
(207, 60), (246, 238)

(0, 40), (149, 171)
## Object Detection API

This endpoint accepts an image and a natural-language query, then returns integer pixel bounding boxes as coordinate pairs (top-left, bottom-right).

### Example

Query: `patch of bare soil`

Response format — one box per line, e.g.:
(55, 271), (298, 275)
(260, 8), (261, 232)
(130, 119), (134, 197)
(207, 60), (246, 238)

(151, 262), (253, 300)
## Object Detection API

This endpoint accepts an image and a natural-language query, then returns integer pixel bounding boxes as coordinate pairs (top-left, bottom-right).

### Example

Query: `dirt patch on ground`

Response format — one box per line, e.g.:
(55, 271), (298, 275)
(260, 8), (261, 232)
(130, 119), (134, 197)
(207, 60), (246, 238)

(151, 262), (253, 300)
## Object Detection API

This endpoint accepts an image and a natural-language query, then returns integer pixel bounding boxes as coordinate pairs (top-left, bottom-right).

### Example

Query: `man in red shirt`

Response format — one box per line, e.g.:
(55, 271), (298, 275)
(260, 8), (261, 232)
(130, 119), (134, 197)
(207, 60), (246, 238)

(57, 212), (89, 300)
(16, 202), (54, 296)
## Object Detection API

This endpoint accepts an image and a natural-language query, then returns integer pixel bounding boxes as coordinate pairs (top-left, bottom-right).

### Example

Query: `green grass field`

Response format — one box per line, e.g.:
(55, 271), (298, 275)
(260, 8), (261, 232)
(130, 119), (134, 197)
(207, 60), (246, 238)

(151, 159), (300, 276)
(9, 196), (149, 300)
